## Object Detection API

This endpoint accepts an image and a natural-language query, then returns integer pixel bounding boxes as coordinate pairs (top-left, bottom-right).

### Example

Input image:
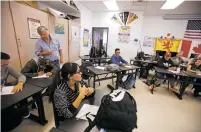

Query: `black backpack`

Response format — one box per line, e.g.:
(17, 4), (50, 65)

(81, 61), (93, 80)
(84, 90), (137, 132)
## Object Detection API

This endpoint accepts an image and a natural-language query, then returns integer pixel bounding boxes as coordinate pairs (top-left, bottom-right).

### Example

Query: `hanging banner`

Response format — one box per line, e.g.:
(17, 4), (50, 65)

(111, 14), (123, 25)
(83, 28), (89, 47)
(118, 26), (130, 43)
(118, 12), (124, 25)
(123, 12), (129, 25)
(127, 13), (138, 25)
(154, 38), (181, 52)
(27, 18), (41, 39)
(143, 36), (155, 47)
(55, 23), (65, 34)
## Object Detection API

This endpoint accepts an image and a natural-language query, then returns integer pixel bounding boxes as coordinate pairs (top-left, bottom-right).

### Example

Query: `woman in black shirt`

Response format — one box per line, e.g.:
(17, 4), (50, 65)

(187, 58), (201, 97)
(53, 62), (95, 118)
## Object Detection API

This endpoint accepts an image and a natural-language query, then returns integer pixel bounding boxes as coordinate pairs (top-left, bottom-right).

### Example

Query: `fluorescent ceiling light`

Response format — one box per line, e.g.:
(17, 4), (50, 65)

(103, 0), (119, 10)
(161, 0), (184, 10)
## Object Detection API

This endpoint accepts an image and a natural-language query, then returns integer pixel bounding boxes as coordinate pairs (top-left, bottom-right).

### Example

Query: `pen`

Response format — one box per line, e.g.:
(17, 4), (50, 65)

(76, 112), (90, 120)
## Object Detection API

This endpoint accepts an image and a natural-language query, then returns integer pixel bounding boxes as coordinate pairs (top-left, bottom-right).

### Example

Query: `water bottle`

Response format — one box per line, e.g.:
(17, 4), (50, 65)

(176, 67), (181, 73)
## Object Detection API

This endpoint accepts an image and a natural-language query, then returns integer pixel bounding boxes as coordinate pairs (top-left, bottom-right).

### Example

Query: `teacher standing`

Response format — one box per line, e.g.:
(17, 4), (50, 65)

(35, 26), (63, 69)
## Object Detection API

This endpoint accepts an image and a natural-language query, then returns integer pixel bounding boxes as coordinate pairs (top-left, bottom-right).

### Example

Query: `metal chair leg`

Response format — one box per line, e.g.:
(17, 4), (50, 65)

(97, 76), (101, 86)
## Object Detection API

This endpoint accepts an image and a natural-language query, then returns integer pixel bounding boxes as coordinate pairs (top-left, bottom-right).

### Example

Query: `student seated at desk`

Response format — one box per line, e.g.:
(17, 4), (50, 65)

(1, 52), (26, 92)
(111, 48), (128, 66)
(111, 48), (130, 85)
(149, 52), (177, 92)
(187, 58), (201, 97)
(21, 56), (58, 79)
(53, 63), (95, 119)
(1, 52), (26, 131)
(188, 53), (201, 65)
(171, 51), (185, 66)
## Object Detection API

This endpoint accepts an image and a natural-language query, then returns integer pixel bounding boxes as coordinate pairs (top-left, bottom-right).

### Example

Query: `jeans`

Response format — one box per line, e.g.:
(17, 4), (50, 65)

(155, 73), (175, 88)
(52, 59), (60, 69)
(193, 78), (201, 95)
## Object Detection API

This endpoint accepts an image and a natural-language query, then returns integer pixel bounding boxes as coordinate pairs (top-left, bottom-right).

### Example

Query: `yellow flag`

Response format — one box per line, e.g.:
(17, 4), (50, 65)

(154, 38), (181, 52)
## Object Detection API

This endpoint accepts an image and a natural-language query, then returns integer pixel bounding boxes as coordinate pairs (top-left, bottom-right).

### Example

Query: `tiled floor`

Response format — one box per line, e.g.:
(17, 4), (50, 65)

(11, 61), (201, 132)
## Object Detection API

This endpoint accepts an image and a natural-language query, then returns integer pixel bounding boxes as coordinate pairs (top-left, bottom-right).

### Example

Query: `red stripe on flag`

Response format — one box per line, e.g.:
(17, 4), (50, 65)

(184, 36), (201, 39)
(184, 34), (201, 36)
(186, 30), (201, 33)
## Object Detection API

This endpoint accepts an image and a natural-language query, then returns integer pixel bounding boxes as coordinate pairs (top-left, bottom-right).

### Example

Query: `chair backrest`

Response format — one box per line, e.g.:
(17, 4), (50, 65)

(50, 79), (65, 128)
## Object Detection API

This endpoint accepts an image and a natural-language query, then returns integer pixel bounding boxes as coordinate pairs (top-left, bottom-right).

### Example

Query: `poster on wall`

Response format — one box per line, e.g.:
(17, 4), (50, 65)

(118, 26), (130, 43)
(83, 28), (89, 47)
(143, 36), (155, 47)
(27, 18), (41, 39)
(55, 23), (64, 34)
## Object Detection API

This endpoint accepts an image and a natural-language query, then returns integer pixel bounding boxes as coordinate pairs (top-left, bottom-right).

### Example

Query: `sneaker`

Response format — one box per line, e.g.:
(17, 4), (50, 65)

(23, 110), (30, 119)
(149, 85), (154, 90)
(170, 87), (177, 92)
(31, 102), (38, 110)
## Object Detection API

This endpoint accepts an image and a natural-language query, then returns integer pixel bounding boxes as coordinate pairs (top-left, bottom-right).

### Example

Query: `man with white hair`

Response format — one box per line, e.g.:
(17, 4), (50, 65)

(35, 26), (63, 69)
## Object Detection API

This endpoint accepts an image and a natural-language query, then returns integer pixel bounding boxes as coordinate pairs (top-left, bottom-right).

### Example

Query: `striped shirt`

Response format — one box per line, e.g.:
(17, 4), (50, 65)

(53, 80), (79, 118)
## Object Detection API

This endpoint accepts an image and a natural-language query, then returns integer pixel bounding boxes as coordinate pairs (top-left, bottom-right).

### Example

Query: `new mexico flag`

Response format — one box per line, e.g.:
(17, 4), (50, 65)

(154, 38), (181, 52)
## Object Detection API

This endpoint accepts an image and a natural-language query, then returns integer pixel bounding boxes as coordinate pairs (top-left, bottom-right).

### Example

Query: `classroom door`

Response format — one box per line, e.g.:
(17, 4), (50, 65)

(1, 2), (22, 71)
(68, 20), (80, 62)
(9, 1), (49, 67)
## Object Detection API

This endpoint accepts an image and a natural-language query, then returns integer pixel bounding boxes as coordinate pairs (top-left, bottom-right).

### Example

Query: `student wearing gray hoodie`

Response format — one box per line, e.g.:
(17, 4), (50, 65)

(1, 52), (26, 93)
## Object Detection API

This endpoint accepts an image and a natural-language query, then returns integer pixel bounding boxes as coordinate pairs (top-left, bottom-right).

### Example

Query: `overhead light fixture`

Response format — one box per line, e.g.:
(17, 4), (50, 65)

(161, 0), (184, 10)
(103, 0), (119, 10)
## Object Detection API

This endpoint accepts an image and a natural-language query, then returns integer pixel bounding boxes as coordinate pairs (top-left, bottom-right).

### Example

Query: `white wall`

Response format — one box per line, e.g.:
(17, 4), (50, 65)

(92, 12), (144, 61)
(75, 2), (92, 56)
(140, 16), (188, 55)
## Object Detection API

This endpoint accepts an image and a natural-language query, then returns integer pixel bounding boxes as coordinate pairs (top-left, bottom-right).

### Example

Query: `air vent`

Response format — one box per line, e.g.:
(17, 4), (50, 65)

(133, 0), (148, 5)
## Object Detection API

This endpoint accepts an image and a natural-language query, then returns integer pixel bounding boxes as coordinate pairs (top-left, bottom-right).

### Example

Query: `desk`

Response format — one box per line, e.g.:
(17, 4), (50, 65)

(130, 58), (157, 78)
(1, 83), (48, 125)
(152, 67), (188, 98)
(176, 71), (201, 99)
(87, 65), (140, 89)
(58, 90), (108, 132)
(80, 56), (110, 65)
(26, 78), (53, 88)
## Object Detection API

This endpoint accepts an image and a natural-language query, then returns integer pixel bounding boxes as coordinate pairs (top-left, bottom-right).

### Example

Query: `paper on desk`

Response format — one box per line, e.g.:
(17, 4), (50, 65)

(95, 66), (105, 70)
(125, 65), (132, 68)
(32, 74), (47, 78)
(168, 70), (179, 74)
(76, 104), (99, 120)
(1, 86), (14, 95)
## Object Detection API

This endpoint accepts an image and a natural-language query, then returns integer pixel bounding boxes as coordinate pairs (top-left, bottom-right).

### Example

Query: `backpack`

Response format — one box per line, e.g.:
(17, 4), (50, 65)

(122, 75), (136, 90)
(105, 64), (120, 71)
(81, 61), (93, 80)
(84, 90), (138, 132)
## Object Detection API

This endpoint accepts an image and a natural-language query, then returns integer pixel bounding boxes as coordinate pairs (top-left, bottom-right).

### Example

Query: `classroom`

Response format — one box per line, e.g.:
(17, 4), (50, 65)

(1, 1), (201, 132)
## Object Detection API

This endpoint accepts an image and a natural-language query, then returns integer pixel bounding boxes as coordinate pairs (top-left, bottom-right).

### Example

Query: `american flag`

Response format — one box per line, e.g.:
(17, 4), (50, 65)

(184, 20), (201, 40)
